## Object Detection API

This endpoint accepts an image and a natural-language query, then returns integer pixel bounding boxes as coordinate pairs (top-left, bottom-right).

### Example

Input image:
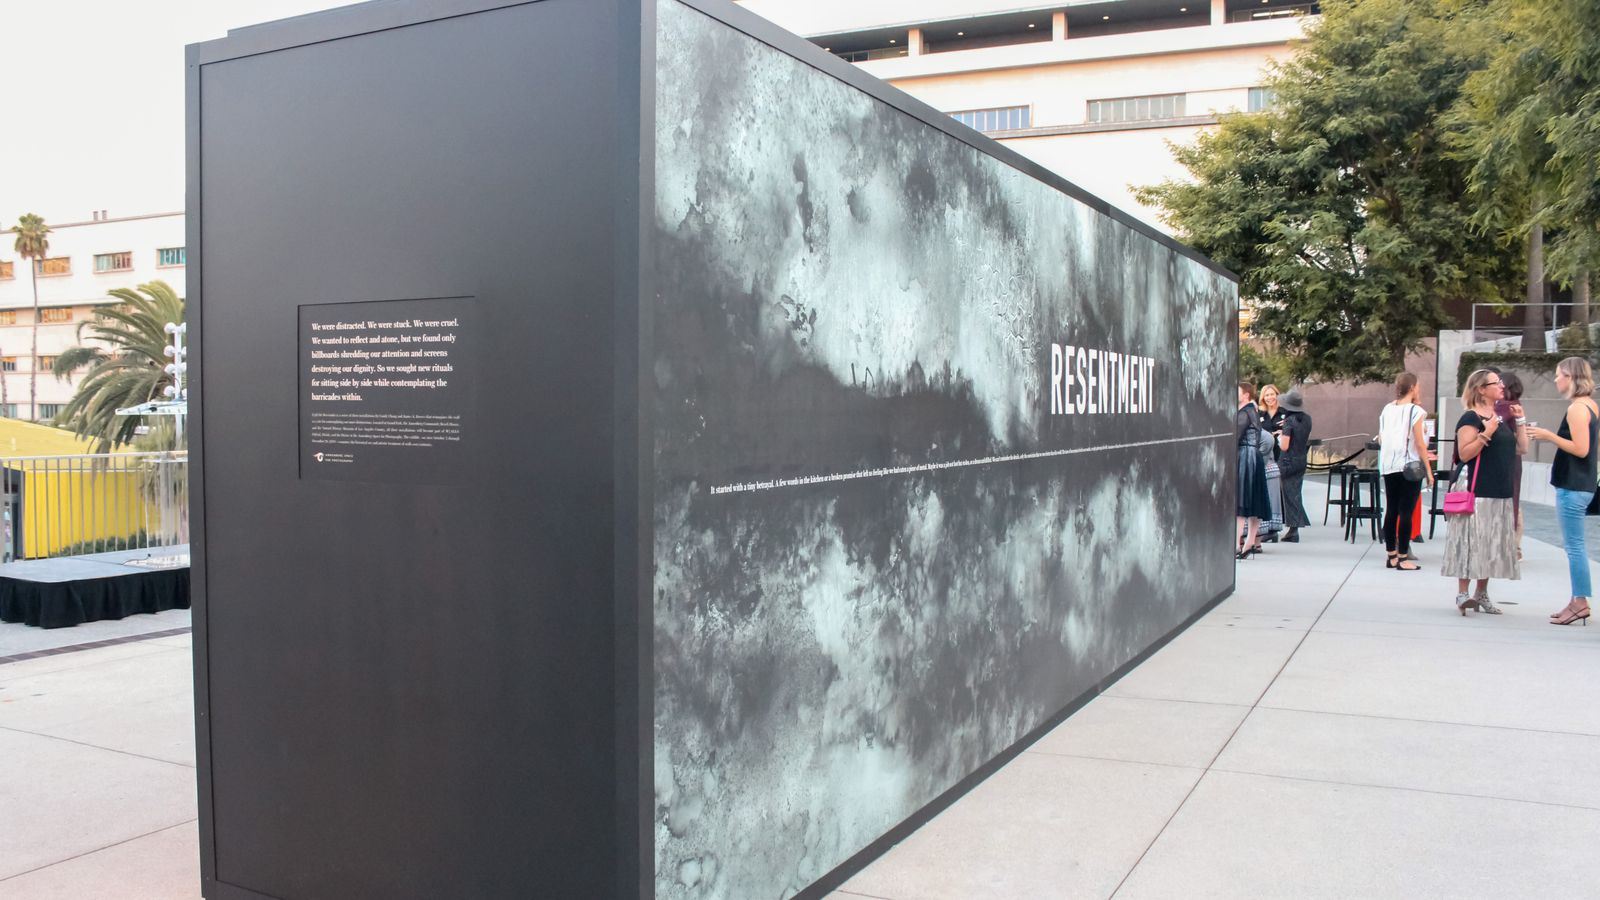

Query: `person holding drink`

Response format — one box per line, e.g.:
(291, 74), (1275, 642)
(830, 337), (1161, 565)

(1526, 357), (1599, 626)
(1443, 369), (1527, 614)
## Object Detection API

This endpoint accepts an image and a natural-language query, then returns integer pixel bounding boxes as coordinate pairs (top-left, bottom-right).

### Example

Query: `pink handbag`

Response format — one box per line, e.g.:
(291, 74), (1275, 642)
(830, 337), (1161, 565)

(1442, 458), (1478, 516)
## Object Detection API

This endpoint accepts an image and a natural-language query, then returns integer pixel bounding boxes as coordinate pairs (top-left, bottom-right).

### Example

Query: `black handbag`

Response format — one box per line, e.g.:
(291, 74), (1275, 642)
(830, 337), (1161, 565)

(1402, 459), (1427, 483)
(1587, 487), (1600, 517)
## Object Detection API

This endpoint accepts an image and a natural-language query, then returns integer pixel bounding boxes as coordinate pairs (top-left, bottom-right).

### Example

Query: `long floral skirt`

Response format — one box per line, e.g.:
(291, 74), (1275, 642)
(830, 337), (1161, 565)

(1442, 497), (1520, 581)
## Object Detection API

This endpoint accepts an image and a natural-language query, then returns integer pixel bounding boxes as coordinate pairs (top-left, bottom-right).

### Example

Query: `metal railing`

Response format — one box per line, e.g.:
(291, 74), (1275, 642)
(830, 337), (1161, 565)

(0, 451), (188, 562)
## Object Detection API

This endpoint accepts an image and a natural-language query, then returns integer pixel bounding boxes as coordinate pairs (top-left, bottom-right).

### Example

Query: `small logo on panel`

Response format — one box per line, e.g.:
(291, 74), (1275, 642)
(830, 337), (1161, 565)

(314, 452), (325, 462)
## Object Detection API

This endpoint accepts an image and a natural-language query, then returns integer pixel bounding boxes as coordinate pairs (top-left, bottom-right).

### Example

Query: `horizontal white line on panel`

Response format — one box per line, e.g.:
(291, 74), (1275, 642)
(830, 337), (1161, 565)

(707, 431), (1234, 495)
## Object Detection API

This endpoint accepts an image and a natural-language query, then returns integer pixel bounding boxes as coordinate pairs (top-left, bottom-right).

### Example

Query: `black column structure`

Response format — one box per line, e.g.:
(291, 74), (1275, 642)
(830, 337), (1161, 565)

(188, 1), (1239, 898)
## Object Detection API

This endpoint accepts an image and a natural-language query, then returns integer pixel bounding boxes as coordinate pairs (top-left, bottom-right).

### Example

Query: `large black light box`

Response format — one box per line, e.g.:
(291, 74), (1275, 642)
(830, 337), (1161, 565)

(188, 0), (1239, 897)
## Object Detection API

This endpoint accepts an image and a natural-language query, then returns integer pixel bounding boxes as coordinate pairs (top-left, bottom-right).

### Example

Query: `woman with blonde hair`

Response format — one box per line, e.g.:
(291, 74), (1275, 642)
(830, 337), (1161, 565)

(1528, 357), (1599, 625)
(1377, 372), (1433, 570)
(1443, 368), (1526, 614)
(1255, 384), (1286, 546)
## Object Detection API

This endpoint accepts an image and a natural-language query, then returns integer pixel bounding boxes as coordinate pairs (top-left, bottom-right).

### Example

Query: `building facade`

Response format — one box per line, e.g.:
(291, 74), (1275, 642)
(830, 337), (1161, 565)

(738, 0), (1317, 230)
(0, 211), (185, 422)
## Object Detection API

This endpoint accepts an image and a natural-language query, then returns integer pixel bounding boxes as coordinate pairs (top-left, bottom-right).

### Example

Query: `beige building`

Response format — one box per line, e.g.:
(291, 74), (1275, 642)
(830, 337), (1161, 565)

(738, 0), (1316, 230)
(0, 211), (185, 422)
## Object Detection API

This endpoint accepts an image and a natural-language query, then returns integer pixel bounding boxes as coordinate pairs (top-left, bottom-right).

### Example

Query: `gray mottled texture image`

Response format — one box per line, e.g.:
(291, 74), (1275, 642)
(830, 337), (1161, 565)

(651, 2), (1238, 897)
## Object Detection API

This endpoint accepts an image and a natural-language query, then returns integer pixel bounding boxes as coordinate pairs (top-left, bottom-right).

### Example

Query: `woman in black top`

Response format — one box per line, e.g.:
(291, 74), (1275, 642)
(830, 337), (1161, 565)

(1528, 357), (1599, 625)
(1236, 383), (1272, 559)
(1276, 391), (1313, 541)
(1443, 369), (1527, 614)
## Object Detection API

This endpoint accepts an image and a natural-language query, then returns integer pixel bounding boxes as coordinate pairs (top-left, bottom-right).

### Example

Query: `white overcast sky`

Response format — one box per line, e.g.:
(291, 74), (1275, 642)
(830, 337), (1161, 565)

(0, 0), (873, 226)
(0, 0), (360, 225)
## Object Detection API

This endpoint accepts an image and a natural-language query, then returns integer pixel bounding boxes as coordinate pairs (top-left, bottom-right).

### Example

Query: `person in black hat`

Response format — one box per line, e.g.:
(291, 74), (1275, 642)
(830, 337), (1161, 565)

(1277, 389), (1313, 541)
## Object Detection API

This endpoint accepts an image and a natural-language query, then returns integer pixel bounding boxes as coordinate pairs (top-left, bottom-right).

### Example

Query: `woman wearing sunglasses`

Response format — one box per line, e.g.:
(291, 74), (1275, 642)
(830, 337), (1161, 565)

(1443, 368), (1526, 614)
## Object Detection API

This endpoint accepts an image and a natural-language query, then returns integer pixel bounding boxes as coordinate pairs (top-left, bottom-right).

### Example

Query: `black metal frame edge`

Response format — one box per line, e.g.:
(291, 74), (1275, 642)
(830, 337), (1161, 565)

(793, 582), (1238, 900)
(183, 40), (219, 898)
(191, 0), (537, 65)
(668, 0), (1240, 283)
(618, 0), (657, 896)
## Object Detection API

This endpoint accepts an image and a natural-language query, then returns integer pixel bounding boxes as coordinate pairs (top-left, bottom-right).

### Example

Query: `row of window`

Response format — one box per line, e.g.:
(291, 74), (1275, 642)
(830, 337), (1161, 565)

(0, 247), (184, 281)
(0, 404), (63, 419)
(0, 308), (75, 325)
(950, 87), (1280, 133)
(949, 105), (1032, 132)
(0, 356), (59, 372)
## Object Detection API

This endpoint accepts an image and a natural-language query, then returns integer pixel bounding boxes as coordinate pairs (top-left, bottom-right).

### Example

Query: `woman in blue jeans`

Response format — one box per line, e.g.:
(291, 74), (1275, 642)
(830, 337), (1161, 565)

(1528, 357), (1599, 625)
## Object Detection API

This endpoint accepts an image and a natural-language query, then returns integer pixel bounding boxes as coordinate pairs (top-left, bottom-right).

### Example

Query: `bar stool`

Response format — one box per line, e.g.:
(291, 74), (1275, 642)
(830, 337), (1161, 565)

(1324, 463), (1356, 525)
(1345, 468), (1383, 542)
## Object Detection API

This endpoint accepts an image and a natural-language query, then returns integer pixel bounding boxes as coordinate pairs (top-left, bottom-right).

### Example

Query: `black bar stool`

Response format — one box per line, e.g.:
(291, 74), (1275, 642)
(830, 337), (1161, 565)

(1345, 468), (1383, 542)
(1324, 462), (1356, 525)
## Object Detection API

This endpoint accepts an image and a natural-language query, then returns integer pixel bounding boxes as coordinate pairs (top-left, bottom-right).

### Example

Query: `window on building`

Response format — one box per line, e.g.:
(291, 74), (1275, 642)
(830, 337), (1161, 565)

(157, 247), (186, 267)
(94, 251), (133, 273)
(833, 47), (909, 63)
(0, 261), (12, 280)
(38, 403), (62, 420)
(0, 405), (15, 419)
(1248, 87), (1278, 112)
(0, 310), (14, 326)
(34, 257), (71, 277)
(1, 358), (16, 372)
(36, 355), (57, 373)
(1228, 3), (1320, 23)
(1086, 93), (1187, 124)
(38, 307), (72, 324)
(948, 105), (1032, 133)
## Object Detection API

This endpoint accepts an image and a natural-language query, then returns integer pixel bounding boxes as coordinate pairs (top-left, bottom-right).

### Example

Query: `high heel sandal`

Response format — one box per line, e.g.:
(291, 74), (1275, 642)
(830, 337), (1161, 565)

(1551, 601), (1591, 626)
(1455, 593), (1480, 615)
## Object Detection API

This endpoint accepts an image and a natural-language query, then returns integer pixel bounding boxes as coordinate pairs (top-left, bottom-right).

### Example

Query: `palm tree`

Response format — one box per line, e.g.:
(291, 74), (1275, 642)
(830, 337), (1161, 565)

(12, 214), (50, 421)
(51, 280), (185, 453)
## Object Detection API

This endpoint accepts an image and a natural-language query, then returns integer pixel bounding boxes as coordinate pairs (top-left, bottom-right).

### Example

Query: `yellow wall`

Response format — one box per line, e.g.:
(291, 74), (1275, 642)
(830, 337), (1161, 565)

(18, 466), (152, 558)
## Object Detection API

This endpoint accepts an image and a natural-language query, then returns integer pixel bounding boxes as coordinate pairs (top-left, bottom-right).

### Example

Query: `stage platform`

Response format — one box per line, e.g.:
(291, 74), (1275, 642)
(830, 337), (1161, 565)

(0, 546), (191, 629)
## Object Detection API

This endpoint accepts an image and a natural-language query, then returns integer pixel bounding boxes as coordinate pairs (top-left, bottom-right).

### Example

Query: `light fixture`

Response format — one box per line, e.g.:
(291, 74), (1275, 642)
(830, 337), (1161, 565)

(1103, 14), (1111, 19)
(957, 31), (964, 35)
(889, 38), (896, 43)
(1180, 6), (1188, 10)
(1028, 22), (1036, 28)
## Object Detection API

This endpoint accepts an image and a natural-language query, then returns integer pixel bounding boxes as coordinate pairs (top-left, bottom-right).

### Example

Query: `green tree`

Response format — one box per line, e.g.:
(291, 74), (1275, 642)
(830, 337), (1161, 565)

(1450, 0), (1600, 341)
(51, 280), (185, 453)
(11, 213), (50, 420)
(1137, 0), (1517, 384)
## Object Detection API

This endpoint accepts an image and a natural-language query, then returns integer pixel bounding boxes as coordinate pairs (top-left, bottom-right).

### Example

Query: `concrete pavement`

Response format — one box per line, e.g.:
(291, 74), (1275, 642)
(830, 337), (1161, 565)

(4, 496), (1600, 899)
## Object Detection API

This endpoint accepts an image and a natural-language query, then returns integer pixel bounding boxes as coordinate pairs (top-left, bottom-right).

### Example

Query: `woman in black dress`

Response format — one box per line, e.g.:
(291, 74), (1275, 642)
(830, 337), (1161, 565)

(1236, 382), (1273, 559)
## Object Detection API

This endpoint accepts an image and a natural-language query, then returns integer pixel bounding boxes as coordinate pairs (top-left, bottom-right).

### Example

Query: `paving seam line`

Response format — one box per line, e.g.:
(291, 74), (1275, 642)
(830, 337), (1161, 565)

(1106, 540), (1375, 899)
(0, 724), (197, 770)
(0, 818), (198, 886)
(1202, 766), (1600, 814)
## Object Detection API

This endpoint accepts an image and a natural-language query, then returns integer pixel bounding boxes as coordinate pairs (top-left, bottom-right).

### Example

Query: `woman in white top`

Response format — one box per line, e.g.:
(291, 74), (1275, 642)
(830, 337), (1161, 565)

(1377, 372), (1434, 570)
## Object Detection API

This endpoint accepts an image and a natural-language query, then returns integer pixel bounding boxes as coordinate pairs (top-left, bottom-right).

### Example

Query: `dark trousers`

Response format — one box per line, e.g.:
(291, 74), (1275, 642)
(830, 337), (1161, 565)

(1382, 472), (1423, 555)
(1279, 461), (1309, 528)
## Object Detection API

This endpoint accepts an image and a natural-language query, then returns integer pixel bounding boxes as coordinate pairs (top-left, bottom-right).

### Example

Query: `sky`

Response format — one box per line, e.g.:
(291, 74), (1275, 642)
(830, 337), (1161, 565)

(0, 0), (358, 225)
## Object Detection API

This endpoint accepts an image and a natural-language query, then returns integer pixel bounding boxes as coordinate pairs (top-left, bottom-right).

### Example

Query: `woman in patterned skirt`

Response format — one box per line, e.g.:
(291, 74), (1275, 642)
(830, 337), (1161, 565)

(1236, 383), (1273, 559)
(1443, 369), (1527, 614)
